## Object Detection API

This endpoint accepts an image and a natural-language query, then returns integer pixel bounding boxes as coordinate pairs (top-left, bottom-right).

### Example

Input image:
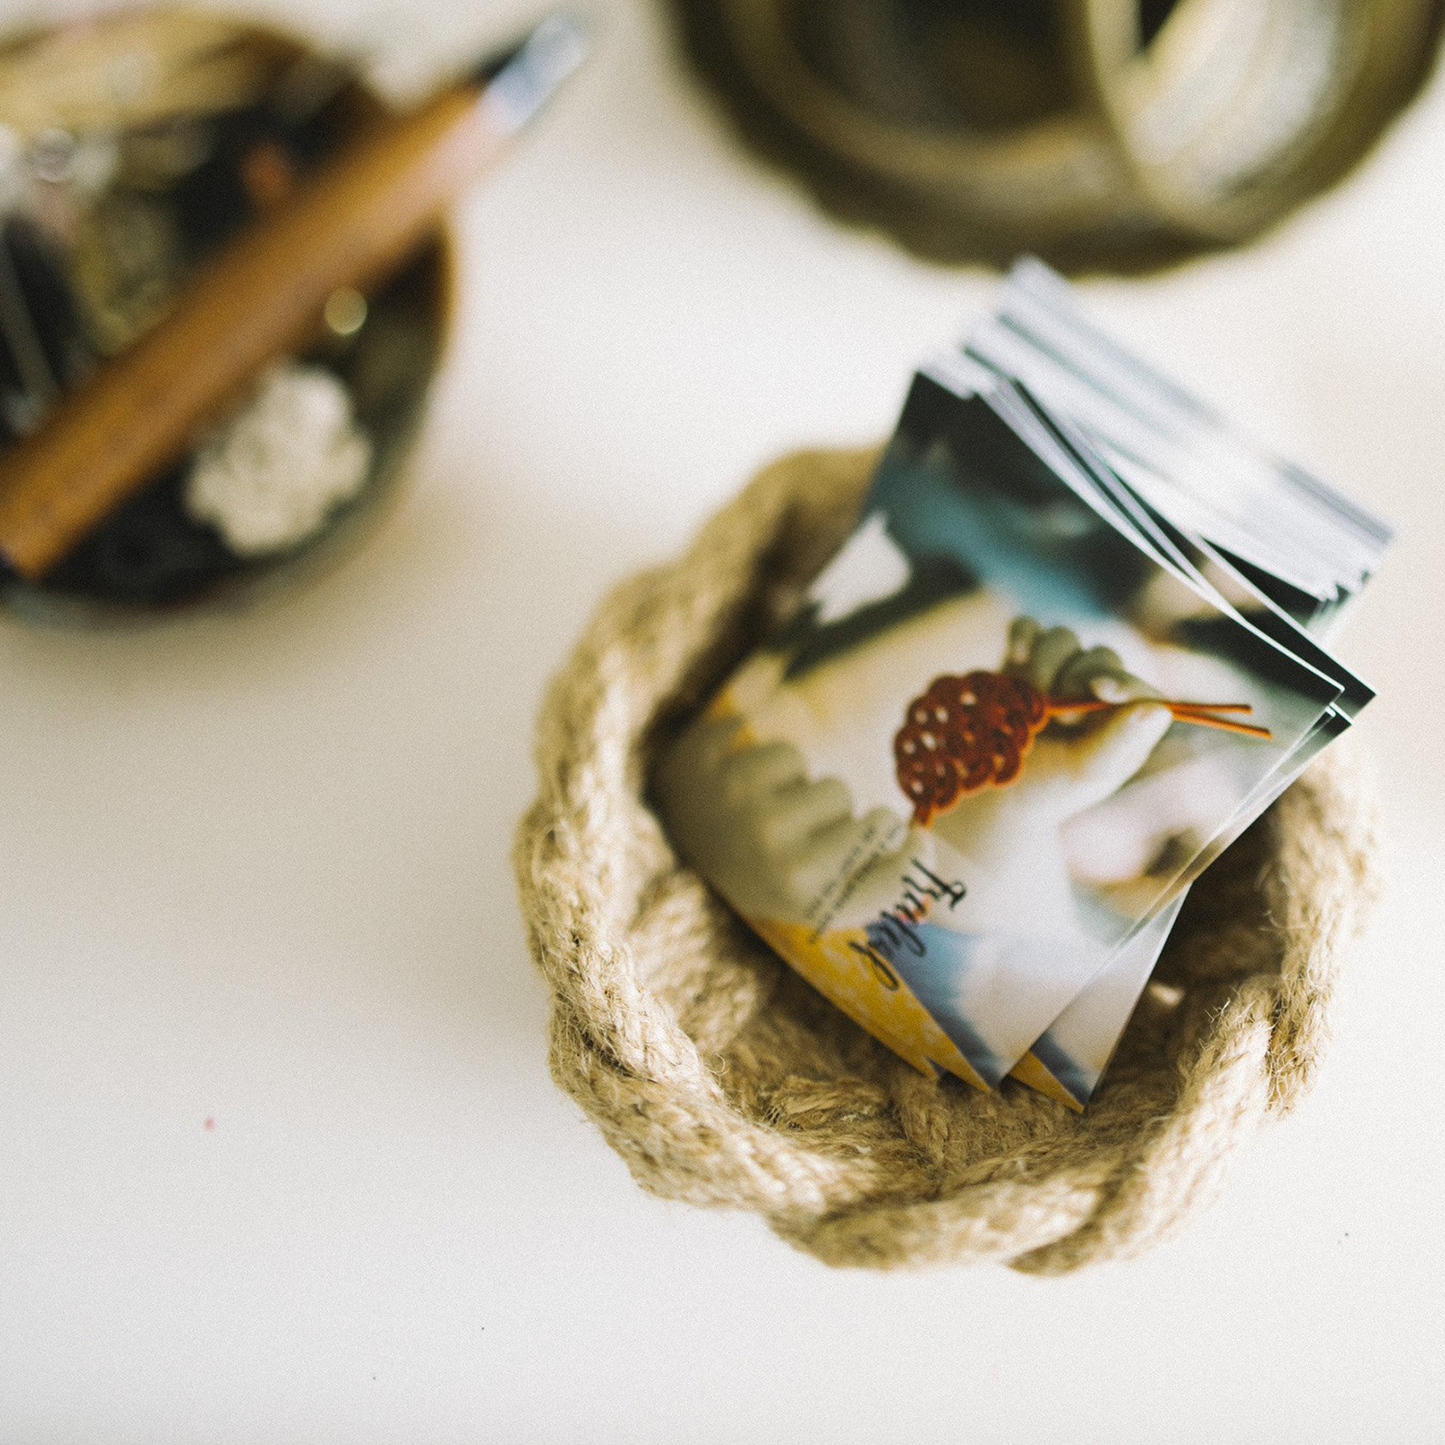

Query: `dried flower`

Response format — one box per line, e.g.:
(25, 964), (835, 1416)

(183, 360), (371, 556)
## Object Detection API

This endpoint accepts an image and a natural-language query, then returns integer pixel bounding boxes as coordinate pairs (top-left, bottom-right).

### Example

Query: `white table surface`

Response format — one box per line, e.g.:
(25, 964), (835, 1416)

(3, 3), (1443, 1440)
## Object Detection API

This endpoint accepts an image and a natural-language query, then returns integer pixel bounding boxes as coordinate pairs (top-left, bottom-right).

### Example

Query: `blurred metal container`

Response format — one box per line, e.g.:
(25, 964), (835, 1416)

(665, 0), (1445, 269)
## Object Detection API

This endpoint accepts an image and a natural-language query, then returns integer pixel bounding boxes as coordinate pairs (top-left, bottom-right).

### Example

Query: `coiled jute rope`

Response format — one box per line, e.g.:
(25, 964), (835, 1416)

(514, 447), (1381, 1271)
(661, 0), (1445, 272)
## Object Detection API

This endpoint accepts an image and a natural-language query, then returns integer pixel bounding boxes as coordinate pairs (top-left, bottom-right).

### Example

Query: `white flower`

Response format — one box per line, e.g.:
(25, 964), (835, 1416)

(184, 361), (372, 557)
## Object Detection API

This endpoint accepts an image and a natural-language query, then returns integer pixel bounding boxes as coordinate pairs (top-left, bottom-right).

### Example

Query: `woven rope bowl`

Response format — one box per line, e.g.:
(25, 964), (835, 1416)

(514, 446), (1380, 1272)
(661, 0), (1445, 273)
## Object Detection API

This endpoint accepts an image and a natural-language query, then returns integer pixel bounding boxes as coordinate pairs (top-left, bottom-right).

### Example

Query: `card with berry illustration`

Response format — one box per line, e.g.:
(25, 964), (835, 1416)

(655, 265), (1381, 1101)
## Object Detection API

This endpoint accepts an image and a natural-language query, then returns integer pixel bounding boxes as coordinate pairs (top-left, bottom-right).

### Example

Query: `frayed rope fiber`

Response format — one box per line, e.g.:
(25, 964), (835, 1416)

(513, 446), (1381, 1272)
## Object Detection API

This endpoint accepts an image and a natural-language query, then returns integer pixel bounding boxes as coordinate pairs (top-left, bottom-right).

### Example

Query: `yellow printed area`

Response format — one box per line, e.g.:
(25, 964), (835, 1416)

(752, 917), (989, 1093)
(1009, 1051), (1084, 1112)
(703, 686), (753, 734)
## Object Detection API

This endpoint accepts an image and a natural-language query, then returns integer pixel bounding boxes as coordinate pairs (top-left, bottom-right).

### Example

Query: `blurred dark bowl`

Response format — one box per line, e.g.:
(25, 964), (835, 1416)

(0, 7), (455, 625)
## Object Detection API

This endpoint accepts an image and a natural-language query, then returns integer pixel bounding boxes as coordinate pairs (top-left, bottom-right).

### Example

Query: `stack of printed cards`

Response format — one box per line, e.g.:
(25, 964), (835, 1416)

(654, 261), (1387, 1109)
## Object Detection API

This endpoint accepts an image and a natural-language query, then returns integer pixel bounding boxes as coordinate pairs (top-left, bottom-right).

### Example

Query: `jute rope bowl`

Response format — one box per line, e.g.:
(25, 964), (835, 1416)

(661, 0), (1445, 273)
(514, 447), (1381, 1271)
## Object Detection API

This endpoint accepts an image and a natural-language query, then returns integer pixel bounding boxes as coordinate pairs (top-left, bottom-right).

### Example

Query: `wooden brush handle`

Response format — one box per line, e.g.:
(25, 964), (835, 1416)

(0, 79), (499, 579)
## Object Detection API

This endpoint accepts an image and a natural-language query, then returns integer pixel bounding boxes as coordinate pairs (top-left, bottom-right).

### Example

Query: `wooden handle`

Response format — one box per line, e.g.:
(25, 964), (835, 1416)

(0, 81), (500, 579)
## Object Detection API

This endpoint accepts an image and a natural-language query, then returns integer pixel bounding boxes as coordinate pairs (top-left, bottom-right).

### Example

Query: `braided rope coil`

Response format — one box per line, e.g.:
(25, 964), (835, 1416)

(514, 447), (1381, 1272)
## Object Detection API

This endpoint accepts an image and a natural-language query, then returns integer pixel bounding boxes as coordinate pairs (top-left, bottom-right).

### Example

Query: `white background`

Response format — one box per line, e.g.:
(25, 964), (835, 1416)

(2, 2), (1443, 1440)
